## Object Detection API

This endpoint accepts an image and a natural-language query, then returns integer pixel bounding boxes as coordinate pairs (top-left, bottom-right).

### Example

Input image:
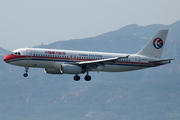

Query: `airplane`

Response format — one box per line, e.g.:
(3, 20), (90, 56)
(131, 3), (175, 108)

(4, 29), (173, 81)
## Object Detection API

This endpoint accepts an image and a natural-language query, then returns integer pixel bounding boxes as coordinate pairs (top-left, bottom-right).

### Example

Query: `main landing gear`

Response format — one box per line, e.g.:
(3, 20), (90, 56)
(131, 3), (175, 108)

(73, 72), (91, 81)
(84, 75), (91, 81)
(23, 67), (29, 77)
(84, 71), (91, 81)
(74, 74), (80, 81)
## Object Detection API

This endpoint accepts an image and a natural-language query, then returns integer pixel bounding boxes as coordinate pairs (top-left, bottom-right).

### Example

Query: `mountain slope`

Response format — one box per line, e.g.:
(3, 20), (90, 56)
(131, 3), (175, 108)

(37, 20), (180, 55)
(0, 47), (10, 56)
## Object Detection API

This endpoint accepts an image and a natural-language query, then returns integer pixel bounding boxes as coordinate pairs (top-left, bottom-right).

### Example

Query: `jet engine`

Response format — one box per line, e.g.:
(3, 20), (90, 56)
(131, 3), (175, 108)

(60, 64), (85, 74)
(44, 68), (61, 74)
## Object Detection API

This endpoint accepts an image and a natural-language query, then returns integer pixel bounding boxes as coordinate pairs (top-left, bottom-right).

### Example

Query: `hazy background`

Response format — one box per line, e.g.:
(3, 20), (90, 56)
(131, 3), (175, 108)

(0, 0), (180, 51)
(0, 21), (180, 120)
(1, 1), (180, 119)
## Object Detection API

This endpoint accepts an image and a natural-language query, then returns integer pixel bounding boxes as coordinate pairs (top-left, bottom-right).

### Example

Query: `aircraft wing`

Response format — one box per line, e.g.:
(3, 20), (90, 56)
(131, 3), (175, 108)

(77, 55), (129, 69)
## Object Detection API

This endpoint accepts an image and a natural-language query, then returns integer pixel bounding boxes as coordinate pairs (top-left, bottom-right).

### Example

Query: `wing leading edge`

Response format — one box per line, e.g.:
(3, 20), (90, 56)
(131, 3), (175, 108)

(77, 55), (129, 70)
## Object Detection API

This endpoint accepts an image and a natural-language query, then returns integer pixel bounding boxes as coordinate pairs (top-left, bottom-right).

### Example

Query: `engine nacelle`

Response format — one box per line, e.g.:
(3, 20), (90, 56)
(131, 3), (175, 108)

(44, 68), (61, 74)
(60, 64), (85, 74)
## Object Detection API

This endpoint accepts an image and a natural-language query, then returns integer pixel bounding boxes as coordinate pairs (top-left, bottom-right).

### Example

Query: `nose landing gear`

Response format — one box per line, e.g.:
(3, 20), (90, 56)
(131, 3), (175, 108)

(23, 67), (29, 77)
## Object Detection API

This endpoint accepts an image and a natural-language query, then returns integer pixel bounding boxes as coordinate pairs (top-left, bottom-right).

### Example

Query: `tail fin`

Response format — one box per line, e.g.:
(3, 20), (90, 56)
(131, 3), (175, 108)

(137, 29), (169, 58)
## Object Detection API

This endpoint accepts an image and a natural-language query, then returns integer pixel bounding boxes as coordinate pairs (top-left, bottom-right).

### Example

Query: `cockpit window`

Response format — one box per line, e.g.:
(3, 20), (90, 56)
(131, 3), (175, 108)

(11, 52), (21, 55)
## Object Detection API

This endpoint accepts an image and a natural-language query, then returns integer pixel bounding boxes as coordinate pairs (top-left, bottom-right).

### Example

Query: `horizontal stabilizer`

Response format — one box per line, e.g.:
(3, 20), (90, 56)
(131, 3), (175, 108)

(149, 59), (174, 63)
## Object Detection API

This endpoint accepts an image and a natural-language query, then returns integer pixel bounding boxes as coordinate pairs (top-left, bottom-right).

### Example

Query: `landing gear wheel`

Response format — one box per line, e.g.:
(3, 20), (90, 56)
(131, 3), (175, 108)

(23, 73), (28, 77)
(74, 75), (80, 81)
(84, 75), (91, 81)
(23, 67), (29, 77)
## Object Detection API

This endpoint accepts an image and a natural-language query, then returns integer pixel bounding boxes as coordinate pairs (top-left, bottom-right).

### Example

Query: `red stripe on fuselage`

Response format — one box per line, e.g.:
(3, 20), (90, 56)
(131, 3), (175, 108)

(4, 55), (164, 67)
(4, 55), (24, 62)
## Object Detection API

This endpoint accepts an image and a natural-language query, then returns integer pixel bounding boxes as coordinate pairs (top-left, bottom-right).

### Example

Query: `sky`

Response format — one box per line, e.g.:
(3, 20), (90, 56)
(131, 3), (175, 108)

(0, 0), (180, 51)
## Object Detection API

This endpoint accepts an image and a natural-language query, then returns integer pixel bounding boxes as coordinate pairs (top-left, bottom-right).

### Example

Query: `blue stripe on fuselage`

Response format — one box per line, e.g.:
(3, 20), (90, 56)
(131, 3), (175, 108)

(7, 56), (154, 68)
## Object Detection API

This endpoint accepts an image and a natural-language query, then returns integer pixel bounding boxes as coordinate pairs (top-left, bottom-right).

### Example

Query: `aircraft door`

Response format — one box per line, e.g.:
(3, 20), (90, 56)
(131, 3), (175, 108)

(135, 56), (141, 65)
(26, 49), (32, 59)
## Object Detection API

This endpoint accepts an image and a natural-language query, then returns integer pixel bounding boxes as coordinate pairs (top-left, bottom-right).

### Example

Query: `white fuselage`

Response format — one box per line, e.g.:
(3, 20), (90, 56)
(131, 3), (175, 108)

(4, 48), (164, 73)
(3, 30), (172, 80)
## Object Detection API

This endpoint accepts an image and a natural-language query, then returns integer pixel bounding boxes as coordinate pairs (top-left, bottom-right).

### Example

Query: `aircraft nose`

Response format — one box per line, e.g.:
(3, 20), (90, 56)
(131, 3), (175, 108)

(4, 56), (8, 62)
(4, 55), (11, 63)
